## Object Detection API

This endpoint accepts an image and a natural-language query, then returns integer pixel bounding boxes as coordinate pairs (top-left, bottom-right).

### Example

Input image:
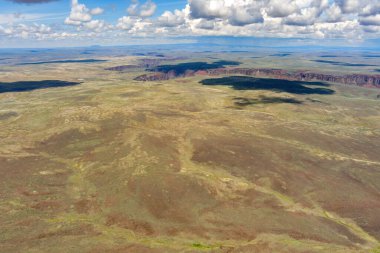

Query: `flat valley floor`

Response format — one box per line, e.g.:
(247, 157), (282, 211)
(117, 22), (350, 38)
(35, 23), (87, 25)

(1, 53), (380, 253)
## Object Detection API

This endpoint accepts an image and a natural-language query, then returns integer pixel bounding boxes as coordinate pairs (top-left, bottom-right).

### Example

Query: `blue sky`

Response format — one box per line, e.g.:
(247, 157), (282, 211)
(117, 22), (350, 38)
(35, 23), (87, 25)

(0, 0), (186, 23)
(0, 0), (379, 48)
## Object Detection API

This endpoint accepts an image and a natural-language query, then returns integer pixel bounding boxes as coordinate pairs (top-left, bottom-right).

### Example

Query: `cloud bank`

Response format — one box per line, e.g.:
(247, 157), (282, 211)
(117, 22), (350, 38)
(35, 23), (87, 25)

(1, 0), (380, 44)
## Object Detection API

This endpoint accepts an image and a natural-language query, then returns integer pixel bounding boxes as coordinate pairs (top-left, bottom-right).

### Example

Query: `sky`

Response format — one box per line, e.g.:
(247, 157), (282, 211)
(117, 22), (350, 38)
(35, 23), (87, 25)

(0, 0), (380, 48)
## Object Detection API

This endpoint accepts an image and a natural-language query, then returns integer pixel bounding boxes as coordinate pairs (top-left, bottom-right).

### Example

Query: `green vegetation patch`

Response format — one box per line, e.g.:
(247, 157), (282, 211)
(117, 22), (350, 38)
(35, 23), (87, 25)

(192, 242), (215, 250)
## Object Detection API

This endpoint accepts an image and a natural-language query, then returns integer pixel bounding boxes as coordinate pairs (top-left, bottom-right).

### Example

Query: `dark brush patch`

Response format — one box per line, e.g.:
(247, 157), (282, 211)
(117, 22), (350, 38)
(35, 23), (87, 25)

(139, 58), (163, 68)
(234, 96), (302, 106)
(152, 60), (241, 75)
(105, 65), (141, 71)
(0, 80), (81, 93)
(306, 98), (328, 104)
(213, 60), (240, 66)
(200, 76), (334, 95)
(312, 60), (376, 67)
(0, 111), (18, 120)
(270, 53), (291, 57)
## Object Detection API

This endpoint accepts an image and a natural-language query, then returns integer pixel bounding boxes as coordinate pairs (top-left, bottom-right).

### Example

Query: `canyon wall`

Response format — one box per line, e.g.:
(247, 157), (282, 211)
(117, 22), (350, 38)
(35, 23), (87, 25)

(135, 68), (380, 89)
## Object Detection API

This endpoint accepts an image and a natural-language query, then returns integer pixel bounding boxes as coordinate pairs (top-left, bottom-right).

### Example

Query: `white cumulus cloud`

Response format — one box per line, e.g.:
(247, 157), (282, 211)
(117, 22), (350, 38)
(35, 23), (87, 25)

(127, 0), (157, 18)
(64, 0), (109, 32)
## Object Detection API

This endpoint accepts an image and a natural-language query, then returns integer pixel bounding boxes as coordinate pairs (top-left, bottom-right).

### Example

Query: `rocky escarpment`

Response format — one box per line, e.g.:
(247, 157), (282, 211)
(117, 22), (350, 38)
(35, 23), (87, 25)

(106, 57), (189, 72)
(207, 68), (380, 88)
(134, 70), (197, 81)
(296, 72), (380, 87)
(105, 65), (140, 71)
(135, 67), (380, 89)
(105, 59), (163, 72)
